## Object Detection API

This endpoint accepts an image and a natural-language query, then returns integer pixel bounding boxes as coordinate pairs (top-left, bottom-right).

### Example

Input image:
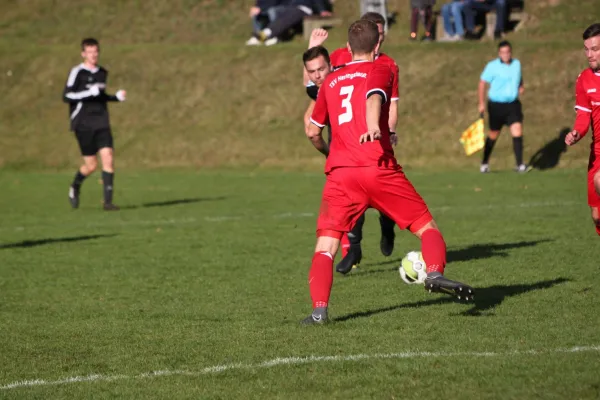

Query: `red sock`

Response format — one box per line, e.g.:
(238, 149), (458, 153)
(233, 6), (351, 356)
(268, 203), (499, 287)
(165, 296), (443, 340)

(421, 229), (446, 274)
(308, 252), (334, 309)
(341, 234), (350, 258)
(596, 225), (600, 236)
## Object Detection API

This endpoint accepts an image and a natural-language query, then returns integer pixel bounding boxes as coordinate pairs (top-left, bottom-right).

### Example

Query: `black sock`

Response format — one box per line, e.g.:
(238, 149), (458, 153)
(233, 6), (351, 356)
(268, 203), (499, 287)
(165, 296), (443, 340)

(349, 213), (365, 245)
(513, 137), (523, 166)
(72, 171), (87, 189)
(379, 213), (395, 234)
(102, 171), (114, 205)
(482, 137), (497, 164)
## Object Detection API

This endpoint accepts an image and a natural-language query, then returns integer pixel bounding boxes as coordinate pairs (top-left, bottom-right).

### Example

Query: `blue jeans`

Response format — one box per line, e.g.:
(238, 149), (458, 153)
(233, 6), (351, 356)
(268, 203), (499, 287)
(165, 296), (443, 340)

(441, 1), (465, 36)
(252, 6), (285, 33)
(464, 0), (506, 34)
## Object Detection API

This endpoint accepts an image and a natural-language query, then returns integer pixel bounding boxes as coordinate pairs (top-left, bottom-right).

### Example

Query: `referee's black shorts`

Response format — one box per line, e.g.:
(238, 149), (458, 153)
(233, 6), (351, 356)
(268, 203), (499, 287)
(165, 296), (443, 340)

(487, 100), (523, 131)
(74, 127), (113, 156)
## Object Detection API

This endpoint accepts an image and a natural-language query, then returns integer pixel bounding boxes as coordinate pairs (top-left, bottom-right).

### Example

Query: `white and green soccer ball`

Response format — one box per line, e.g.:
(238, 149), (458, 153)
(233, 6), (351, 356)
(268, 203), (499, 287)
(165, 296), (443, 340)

(399, 251), (427, 284)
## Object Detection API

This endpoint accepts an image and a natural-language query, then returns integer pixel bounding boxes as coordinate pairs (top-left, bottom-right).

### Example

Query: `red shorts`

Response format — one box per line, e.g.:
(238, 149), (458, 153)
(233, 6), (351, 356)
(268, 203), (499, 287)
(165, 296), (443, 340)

(316, 166), (433, 238)
(588, 152), (600, 208)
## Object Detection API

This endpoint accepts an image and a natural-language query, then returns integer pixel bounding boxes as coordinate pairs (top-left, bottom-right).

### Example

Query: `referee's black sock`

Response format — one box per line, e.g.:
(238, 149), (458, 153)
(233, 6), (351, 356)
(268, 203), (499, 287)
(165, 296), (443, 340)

(482, 137), (497, 164)
(512, 136), (523, 166)
(102, 171), (114, 204)
(72, 170), (87, 189)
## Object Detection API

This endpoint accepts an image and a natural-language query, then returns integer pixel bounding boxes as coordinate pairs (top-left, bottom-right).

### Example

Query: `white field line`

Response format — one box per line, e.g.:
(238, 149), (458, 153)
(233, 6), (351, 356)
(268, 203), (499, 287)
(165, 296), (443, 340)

(1, 200), (580, 232)
(1, 345), (599, 390)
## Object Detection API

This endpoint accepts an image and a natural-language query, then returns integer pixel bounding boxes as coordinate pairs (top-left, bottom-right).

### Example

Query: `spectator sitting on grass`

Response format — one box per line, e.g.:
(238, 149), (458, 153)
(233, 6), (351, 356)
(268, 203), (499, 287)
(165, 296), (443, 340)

(246, 0), (287, 46)
(463, 0), (506, 40)
(439, 0), (465, 42)
(253, 0), (332, 46)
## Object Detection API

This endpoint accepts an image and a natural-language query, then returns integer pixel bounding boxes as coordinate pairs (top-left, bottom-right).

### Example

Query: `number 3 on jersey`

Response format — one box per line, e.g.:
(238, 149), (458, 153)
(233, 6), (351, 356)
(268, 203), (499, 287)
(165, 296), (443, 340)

(338, 85), (354, 125)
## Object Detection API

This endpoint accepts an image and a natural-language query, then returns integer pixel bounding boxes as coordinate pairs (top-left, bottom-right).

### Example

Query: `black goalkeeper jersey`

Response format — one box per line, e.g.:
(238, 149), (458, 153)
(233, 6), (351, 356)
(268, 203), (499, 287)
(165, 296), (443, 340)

(63, 64), (120, 131)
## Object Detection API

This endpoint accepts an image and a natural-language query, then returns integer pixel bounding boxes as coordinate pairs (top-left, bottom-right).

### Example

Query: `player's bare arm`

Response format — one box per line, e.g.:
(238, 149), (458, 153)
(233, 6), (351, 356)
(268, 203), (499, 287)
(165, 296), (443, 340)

(304, 100), (316, 135)
(360, 94), (383, 144)
(478, 80), (487, 114)
(307, 122), (329, 156)
(388, 100), (398, 146)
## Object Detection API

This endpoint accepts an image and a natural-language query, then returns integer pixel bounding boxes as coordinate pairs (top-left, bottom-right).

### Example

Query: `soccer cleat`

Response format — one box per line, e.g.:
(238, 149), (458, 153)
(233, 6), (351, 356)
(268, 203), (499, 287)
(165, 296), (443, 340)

(424, 273), (474, 301)
(103, 203), (120, 211)
(480, 164), (490, 173)
(68, 186), (80, 209)
(335, 245), (362, 275)
(515, 164), (532, 173)
(300, 308), (328, 326)
(380, 227), (395, 257)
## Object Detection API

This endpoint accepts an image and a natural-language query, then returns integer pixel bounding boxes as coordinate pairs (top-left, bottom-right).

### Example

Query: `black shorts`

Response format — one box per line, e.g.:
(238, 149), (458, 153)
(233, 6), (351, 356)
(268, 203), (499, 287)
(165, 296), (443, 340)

(487, 100), (523, 131)
(74, 127), (113, 156)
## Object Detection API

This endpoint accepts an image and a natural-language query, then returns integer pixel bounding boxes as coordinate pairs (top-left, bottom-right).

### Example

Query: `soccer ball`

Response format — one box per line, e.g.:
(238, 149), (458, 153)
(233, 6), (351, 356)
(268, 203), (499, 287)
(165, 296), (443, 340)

(399, 251), (427, 284)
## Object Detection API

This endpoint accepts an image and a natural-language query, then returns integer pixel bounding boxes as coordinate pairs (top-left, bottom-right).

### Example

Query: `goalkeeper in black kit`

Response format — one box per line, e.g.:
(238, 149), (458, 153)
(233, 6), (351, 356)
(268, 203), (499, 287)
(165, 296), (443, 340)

(63, 38), (126, 211)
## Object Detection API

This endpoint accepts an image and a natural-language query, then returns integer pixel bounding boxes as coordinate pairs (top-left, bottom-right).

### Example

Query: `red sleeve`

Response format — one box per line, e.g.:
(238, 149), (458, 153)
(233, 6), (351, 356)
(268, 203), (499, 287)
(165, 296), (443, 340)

(366, 64), (393, 104)
(310, 84), (329, 128)
(391, 63), (399, 101)
(573, 73), (591, 136)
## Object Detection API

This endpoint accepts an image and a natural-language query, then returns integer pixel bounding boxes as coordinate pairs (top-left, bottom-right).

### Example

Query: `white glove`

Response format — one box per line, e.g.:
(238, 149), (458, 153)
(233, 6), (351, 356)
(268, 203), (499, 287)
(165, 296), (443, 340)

(89, 85), (100, 96)
(116, 90), (126, 101)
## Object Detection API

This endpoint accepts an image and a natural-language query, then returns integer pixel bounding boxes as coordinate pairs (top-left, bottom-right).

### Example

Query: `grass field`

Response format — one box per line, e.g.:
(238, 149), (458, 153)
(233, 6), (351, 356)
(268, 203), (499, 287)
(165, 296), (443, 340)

(1, 169), (599, 399)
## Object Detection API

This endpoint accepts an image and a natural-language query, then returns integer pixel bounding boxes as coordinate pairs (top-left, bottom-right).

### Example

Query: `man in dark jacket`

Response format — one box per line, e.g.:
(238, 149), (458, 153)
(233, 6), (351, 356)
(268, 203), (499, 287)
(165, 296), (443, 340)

(253, 0), (333, 46)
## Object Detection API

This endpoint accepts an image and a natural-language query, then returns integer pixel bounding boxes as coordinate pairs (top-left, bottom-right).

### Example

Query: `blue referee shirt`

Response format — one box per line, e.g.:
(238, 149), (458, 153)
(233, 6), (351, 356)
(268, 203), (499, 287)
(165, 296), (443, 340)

(480, 58), (522, 103)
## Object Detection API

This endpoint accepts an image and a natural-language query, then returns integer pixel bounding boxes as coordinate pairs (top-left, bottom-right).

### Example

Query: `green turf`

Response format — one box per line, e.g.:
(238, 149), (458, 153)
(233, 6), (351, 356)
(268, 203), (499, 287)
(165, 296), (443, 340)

(0, 169), (599, 399)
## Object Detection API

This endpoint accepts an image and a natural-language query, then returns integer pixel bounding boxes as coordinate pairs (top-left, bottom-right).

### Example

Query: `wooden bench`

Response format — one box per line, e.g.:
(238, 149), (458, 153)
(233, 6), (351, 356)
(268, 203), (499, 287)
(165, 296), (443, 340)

(303, 16), (343, 40)
(434, 4), (528, 40)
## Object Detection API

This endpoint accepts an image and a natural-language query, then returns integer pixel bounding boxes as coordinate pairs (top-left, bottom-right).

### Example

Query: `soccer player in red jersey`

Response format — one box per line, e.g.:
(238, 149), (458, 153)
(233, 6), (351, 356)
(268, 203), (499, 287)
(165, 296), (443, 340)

(305, 12), (399, 275)
(302, 19), (474, 324)
(565, 23), (600, 236)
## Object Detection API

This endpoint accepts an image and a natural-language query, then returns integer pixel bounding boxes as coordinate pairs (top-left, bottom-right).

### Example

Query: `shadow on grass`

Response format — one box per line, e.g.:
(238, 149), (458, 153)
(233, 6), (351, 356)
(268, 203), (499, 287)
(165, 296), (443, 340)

(528, 128), (570, 171)
(334, 278), (569, 322)
(122, 196), (226, 210)
(0, 234), (117, 250)
(360, 239), (553, 269)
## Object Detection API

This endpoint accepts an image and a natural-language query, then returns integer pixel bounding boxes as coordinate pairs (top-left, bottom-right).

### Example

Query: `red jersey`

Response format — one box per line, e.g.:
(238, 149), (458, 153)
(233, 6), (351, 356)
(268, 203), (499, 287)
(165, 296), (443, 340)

(329, 47), (399, 101)
(574, 68), (600, 152)
(310, 60), (396, 173)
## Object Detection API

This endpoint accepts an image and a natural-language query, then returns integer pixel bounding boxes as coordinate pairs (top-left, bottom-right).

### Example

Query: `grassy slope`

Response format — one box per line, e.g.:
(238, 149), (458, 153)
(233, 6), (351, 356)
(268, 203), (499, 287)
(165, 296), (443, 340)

(0, 169), (599, 399)
(0, 0), (599, 171)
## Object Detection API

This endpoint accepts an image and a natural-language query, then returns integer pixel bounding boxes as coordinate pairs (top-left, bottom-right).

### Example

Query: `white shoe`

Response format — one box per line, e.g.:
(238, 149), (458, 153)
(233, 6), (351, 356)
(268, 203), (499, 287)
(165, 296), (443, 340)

(480, 164), (490, 173)
(515, 164), (531, 173)
(264, 37), (278, 46)
(245, 37), (261, 46)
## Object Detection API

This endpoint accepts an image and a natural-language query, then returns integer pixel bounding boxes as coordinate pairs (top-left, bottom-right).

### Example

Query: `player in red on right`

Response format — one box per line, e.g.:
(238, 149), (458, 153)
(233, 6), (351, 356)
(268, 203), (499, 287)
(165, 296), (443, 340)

(302, 19), (474, 325)
(565, 23), (600, 236)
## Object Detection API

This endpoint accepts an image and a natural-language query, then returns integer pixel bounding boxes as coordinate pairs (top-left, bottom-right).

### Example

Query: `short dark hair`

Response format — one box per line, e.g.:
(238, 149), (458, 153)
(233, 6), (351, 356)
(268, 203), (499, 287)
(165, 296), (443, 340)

(583, 23), (600, 40)
(360, 12), (386, 26)
(498, 40), (511, 50)
(348, 19), (379, 55)
(303, 46), (330, 65)
(81, 38), (99, 50)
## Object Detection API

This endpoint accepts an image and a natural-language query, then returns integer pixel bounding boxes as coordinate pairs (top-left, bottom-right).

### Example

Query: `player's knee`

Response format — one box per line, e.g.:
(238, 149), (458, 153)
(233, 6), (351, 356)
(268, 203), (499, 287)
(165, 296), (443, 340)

(488, 131), (500, 140)
(85, 159), (98, 173)
(315, 233), (341, 255)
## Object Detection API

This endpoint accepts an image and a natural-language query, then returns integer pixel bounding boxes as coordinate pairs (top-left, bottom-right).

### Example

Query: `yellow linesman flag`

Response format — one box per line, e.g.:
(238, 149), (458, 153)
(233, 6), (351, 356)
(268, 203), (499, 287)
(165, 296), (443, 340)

(459, 117), (485, 156)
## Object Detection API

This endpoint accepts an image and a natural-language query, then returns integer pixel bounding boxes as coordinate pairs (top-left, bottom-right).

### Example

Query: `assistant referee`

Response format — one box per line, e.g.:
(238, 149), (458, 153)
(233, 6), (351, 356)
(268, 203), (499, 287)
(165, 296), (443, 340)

(478, 40), (529, 173)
